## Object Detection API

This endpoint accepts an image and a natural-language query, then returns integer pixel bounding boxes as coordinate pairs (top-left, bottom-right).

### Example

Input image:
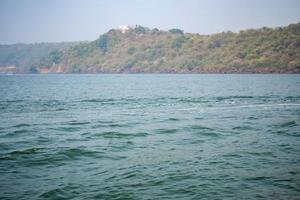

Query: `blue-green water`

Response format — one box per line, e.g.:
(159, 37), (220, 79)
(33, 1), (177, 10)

(0, 74), (300, 199)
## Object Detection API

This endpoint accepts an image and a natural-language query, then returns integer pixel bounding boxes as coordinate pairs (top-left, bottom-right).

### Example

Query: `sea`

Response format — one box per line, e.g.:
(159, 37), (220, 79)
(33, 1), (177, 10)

(0, 74), (299, 199)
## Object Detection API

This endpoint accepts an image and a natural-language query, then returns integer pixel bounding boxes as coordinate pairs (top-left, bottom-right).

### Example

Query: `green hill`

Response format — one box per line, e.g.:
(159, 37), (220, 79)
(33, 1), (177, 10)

(0, 42), (78, 73)
(1, 23), (300, 73)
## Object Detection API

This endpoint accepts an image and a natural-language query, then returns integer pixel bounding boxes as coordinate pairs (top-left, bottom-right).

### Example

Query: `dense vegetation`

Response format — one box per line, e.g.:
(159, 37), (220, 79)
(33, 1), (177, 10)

(0, 42), (78, 72)
(1, 23), (300, 73)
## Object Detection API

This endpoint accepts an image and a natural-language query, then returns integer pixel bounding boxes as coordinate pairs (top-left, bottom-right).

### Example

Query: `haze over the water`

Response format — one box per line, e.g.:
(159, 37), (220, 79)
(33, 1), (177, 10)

(0, 0), (300, 44)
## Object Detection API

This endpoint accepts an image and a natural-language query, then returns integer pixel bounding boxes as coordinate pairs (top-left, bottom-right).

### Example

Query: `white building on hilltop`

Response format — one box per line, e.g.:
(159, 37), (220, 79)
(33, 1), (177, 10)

(119, 25), (131, 33)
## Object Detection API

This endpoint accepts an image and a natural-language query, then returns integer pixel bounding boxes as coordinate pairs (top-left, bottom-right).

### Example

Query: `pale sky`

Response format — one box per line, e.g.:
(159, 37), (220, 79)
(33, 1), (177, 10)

(0, 0), (300, 44)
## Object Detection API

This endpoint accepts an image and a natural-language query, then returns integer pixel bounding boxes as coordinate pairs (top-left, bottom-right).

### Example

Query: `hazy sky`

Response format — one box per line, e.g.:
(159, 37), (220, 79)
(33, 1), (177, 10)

(1, 0), (300, 44)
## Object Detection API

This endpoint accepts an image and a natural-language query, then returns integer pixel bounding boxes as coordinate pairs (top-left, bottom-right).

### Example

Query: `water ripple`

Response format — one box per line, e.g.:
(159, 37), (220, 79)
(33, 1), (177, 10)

(1, 74), (300, 199)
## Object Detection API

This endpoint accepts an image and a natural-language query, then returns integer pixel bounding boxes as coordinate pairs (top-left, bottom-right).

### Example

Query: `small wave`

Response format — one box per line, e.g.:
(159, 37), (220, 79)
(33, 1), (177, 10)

(216, 96), (254, 101)
(166, 173), (195, 182)
(177, 97), (208, 103)
(5, 129), (31, 136)
(81, 98), (115, 103)
(53, 126), (81, 132)
(39, 184), (81, 199)
(155, 128), (178, 134)
(176, 95), (257, 103)
(96, 131), (149, 139)
(6, 147), (44, 158)
(120, 170), (140, 179)
(4, 148), (111, 166)
(96, 131), (130, 138)
(289, 171), (299, 175)
(273, 130), (300, 137)
(246, 151), (275, 157)
(278, 121), (298, 128)
(107, 123), (133, 128)
(284, 96), (300, 100)
(244, 176), (272, 181)
(248, 116), (258, 120)
(57, 148), (100, 160)
(91, 121), (137, 129)
(54, 108), (68, 111)
(183, 125), (220, 137)
(0, 100), (23, 103)
(0, 148), (45, 162)
(183, 138), (204, 145)
(232, 126), (254, 131)
(223, 153), (243, 158)
(14, 123), (30, 128)
(235, 103), (300, 108)
(64, 121), (91, 126)
(188, 125), (214, 131)
(195, 131), (220, 137)
(168, 117), (180, 121)
(134, 132), (149, 137)
(179, 103), (300, 112)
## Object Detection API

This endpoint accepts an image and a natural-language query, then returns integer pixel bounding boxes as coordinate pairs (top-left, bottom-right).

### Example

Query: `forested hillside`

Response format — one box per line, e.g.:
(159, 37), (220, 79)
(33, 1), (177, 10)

(0, 42), (78, 73)
(1, 23), (299, 73)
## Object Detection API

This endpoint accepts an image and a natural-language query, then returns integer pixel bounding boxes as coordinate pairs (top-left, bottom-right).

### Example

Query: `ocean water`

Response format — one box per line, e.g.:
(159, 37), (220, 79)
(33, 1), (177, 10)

(0, 74), (299, 200)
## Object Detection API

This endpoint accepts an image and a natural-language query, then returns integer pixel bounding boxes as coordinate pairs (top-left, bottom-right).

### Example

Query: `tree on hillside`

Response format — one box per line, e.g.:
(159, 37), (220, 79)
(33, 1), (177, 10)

(98, 34), (109, 53)
(134, 25), (147, 34)
(50, 50), (63, 64)
(169, 28), (184, 35)
(172, 36), (186, 48)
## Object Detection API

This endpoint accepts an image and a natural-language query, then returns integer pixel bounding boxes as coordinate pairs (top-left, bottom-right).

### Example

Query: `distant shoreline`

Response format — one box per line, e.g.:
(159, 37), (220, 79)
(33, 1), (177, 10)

(1, 72), (300, 75)
(1, 23), (300, 75)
